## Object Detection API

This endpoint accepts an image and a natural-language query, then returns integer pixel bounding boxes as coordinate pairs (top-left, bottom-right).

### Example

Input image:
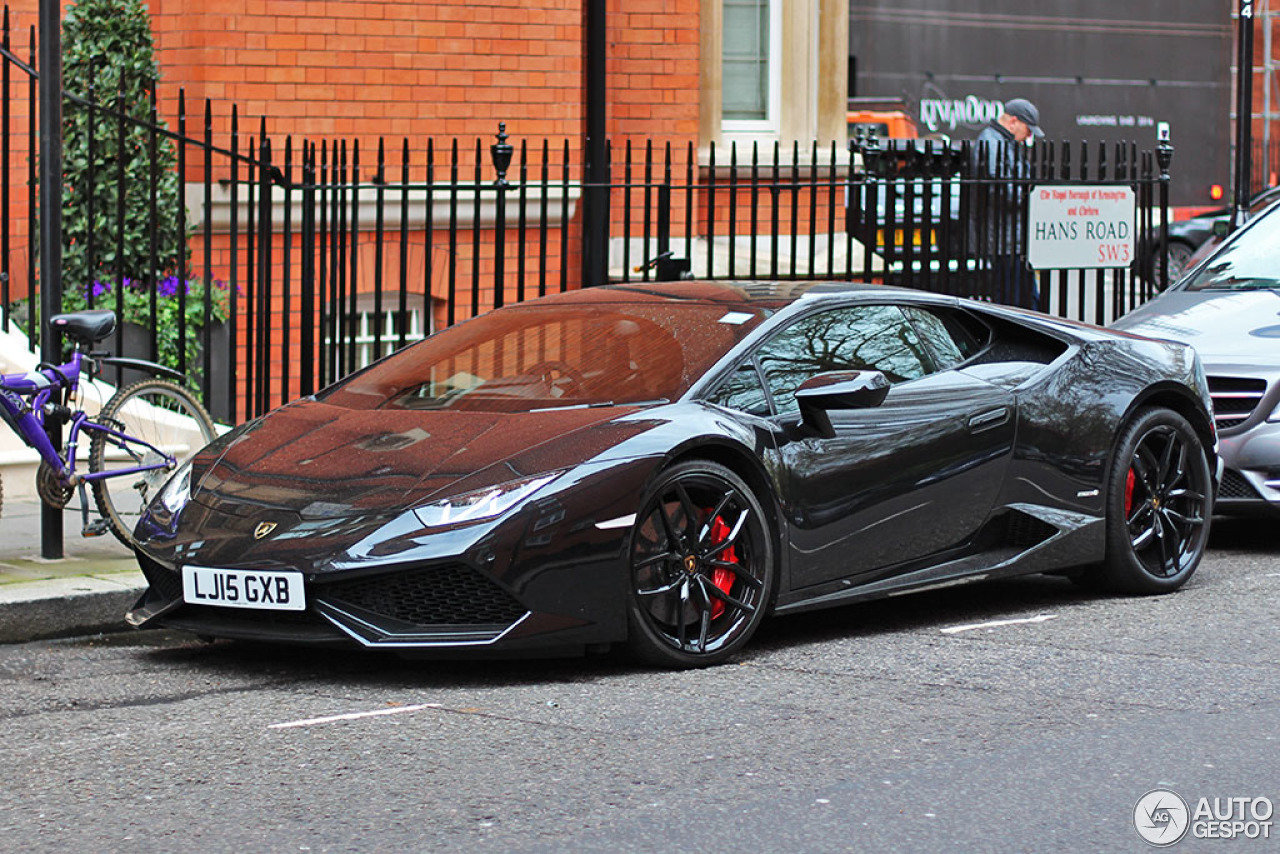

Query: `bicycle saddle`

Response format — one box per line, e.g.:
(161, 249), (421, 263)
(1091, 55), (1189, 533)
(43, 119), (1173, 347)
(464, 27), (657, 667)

(50, 310), (116, 345)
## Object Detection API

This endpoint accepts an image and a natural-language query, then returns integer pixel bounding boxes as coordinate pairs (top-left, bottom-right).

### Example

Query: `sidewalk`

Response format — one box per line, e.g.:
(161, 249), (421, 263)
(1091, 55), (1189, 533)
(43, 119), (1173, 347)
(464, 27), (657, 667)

(0, 496), (146, 643)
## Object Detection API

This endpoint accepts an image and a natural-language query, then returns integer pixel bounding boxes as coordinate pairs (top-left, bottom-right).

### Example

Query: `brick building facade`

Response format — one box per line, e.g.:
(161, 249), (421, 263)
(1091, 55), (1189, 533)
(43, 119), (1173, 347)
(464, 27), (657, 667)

(0, 2), (1271, 417)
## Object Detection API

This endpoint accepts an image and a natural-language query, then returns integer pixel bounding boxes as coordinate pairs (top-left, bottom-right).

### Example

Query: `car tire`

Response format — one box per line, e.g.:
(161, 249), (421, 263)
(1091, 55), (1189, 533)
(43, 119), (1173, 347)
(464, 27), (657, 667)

(625, 460), (776, 668)
(1097, 407), (1212, 594)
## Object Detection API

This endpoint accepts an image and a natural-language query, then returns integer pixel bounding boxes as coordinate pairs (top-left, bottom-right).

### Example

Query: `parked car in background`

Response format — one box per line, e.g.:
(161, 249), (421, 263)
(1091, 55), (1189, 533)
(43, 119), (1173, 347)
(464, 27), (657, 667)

(1115, 201), (1280, 516)
(849, 137), (967, 264)
(1148, 185), (1280, 284)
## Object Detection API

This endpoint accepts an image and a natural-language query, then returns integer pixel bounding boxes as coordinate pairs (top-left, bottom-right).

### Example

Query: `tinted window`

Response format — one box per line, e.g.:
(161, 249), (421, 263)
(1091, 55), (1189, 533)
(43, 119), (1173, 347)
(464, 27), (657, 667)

(707, 361), (772, 416)
(757, 305), (929, 416)
(903, 306), (987, 369)
(320, 302), (769, 412)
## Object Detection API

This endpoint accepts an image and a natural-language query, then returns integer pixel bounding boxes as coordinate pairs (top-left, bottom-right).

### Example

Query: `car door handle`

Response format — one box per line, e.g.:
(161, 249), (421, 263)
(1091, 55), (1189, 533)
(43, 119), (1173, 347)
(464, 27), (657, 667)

(968, 407), (1010, 432)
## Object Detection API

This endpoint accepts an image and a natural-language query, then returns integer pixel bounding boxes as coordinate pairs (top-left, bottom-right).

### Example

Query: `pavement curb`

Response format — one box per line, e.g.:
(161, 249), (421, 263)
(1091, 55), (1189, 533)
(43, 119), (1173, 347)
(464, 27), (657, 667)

(0, 555), (145, 644)
(0, 576), (145, 643)
(1, 499), (145, 643)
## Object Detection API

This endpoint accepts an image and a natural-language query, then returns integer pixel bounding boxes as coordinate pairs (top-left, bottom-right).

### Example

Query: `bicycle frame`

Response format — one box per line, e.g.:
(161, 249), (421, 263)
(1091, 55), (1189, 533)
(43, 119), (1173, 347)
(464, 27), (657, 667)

(0, 351), (178, 488)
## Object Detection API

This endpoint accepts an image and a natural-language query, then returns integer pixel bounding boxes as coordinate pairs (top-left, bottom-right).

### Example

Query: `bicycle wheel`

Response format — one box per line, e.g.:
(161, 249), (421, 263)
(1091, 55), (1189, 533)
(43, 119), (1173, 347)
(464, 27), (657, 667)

(89, 379), (217, 546)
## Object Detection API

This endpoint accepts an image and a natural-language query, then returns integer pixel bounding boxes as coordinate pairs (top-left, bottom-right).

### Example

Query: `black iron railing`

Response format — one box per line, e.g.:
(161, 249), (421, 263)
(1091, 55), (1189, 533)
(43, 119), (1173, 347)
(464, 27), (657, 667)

(1, 6), (1181, 425)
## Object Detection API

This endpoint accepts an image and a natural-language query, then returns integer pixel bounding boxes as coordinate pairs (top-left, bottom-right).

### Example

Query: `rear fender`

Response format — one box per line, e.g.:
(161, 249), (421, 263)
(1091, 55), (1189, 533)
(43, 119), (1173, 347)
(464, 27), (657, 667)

(95, 356), (185, 382)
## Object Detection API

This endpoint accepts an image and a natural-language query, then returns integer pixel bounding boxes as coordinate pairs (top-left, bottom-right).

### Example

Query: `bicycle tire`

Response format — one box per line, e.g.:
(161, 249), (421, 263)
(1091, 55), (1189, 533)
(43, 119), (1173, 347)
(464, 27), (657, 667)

(88, 379), (217, 546)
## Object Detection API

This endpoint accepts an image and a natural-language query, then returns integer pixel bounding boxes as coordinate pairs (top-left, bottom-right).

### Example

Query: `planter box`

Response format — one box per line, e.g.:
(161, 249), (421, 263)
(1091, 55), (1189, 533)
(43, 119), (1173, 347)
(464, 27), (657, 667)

(114, 321), (231, 423)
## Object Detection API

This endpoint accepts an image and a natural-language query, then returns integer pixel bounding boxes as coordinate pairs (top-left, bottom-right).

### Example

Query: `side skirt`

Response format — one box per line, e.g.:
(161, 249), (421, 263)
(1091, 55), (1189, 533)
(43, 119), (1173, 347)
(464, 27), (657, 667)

(774, 504), (1104, 616)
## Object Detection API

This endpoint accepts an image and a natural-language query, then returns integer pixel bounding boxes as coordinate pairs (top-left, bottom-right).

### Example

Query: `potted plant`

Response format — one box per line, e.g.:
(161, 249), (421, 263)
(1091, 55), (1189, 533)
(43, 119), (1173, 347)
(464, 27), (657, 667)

(68, 275), (232, 391)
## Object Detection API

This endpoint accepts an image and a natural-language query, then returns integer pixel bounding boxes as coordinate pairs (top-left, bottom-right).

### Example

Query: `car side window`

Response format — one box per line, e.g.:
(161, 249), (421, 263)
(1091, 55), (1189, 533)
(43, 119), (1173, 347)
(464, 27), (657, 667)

(903, 306), (988, 370)
(757, 305), (929, 416)
(705, 361), (773, 417)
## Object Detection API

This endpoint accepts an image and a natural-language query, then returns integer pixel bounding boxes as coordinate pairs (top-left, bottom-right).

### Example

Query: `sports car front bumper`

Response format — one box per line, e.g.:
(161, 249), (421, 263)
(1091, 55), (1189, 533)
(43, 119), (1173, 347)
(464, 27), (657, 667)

(126, 457), (659, 655)
(128, 552), (555, 648)
(127, 545), (630, 655)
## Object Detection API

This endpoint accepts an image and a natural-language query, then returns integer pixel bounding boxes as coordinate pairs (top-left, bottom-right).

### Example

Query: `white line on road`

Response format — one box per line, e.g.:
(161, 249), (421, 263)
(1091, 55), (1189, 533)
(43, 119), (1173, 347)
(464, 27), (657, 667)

(940, 614), (1058, 635)
(269, 703), (442, 729)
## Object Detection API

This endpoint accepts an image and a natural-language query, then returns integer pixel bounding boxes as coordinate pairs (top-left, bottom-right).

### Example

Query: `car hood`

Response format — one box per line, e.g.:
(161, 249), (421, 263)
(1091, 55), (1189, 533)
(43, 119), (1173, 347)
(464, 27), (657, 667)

(190, 399), (655, 520)
(1113, 289), (1280, 365)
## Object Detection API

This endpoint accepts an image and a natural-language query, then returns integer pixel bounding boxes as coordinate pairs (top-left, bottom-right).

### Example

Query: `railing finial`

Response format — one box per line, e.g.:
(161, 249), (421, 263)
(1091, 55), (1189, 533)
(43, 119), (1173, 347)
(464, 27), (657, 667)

(491, 121), (513, 185)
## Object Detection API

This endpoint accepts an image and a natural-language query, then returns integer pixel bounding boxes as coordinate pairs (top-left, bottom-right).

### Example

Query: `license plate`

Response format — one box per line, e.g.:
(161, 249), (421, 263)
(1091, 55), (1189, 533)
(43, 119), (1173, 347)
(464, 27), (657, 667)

(182, 566), (306, 611)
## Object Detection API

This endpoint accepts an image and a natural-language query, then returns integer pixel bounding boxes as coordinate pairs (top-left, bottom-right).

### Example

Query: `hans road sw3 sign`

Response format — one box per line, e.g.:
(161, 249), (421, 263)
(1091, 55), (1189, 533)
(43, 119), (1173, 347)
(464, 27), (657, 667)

(1027, 184), (1136, 270)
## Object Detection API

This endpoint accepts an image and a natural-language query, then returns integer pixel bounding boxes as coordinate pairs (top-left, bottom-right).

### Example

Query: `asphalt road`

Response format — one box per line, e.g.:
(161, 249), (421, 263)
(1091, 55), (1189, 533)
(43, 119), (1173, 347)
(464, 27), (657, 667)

(1, 519), (1278, 853)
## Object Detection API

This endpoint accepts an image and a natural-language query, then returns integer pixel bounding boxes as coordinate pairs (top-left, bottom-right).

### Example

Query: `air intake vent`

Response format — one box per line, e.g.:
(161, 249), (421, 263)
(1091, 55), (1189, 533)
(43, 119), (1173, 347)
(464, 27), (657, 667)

(1218, 469), (1260, 500)
(1005, 510), (1058, 548)
(322, 564), (527, 629)
(138, 552), (183, 603)
(1207, 376), (1267, 431)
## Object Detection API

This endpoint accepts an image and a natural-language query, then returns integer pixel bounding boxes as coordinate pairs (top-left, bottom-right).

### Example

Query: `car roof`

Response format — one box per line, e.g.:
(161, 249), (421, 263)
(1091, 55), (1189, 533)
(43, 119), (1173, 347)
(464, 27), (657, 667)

(529, 279), (956, 311)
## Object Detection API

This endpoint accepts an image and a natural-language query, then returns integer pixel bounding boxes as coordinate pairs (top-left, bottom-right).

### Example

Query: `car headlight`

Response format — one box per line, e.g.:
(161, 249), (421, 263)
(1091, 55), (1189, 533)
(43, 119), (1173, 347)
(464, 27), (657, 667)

(413, 472), (562, 529)
(147, 459), (194, 529)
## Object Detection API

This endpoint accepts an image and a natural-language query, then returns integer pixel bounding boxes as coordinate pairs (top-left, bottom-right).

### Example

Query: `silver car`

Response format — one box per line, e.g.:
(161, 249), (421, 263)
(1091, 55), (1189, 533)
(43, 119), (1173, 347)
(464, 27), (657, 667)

(1115, 202), (1280, 516)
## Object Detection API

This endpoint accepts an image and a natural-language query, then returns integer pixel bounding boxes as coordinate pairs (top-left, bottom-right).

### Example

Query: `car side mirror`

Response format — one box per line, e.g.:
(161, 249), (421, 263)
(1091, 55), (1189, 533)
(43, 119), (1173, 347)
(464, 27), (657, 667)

(1212, 220), (1229, 238)
(794, 370), (890, 437)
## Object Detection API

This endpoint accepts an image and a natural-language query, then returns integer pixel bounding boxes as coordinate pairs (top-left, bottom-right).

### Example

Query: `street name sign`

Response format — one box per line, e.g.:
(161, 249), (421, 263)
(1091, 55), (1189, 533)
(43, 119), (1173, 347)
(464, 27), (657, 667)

(1027, 184), (1136, 269)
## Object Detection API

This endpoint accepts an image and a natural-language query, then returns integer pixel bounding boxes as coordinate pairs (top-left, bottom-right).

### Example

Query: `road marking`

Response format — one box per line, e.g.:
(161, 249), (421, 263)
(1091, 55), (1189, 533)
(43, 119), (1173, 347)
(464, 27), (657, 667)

(269, 703), (441, 729)
(940, 614), (1058, 635)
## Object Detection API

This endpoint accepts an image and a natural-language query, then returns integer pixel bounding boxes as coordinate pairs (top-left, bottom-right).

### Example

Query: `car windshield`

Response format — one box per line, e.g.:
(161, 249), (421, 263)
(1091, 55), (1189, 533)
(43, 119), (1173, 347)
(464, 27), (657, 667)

(319, 299), (770, 412)
(1181, 206), (1280, 292)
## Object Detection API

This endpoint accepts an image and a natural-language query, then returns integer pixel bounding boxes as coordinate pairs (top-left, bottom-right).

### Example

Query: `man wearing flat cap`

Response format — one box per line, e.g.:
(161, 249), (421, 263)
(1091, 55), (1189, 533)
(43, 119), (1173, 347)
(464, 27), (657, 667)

(973, 98), (1044, 308)
(988, 98), (1045, 145)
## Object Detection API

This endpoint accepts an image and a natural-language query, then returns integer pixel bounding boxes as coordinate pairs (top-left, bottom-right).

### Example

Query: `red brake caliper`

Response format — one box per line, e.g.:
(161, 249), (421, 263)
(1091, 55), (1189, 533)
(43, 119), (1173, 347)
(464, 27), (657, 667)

(1125, 467), (1136, 517)
(707, 514), (738, 619)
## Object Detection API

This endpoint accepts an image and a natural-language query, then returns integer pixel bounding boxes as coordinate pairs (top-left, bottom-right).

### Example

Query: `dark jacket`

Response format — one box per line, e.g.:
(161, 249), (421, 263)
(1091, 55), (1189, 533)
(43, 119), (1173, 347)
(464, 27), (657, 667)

(972, 120), (1030, 254)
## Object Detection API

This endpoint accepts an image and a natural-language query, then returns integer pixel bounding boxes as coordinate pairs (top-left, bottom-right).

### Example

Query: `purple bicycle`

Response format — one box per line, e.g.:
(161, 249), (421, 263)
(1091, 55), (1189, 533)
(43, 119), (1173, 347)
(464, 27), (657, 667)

(0, 309), (216, 545)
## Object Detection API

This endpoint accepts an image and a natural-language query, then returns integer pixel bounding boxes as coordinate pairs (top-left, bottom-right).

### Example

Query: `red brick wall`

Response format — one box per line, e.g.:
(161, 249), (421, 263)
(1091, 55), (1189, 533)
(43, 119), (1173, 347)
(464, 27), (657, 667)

(143, 1), (699, 160)
(3, 0), (703, 149)
(604, 0), (700, 140)
(2, 0), (704, 310)
(1, 4), (37, 304)
(149, 0), (589, 146)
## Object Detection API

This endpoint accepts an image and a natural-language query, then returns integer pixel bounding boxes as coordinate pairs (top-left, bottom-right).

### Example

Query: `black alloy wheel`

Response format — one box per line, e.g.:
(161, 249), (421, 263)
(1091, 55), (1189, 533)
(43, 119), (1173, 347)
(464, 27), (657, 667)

(627, 460), (775, 668)
(1101, 407), (1212, 593)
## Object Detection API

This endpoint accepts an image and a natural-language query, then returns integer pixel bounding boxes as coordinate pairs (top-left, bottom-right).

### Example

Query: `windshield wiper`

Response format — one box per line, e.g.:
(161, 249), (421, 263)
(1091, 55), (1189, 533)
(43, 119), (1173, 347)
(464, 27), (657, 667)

(529, 401), (616, 412)
(1198, 277), (1280, 291)
(529, 398), (669, 413)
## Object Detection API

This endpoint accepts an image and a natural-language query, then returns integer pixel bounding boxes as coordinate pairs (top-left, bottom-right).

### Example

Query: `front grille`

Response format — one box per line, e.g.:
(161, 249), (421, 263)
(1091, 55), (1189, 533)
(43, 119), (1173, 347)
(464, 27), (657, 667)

(1218, 469), (1261, 500)
(1208, 376), (1268, 431)
(321, 564), (527, 628)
